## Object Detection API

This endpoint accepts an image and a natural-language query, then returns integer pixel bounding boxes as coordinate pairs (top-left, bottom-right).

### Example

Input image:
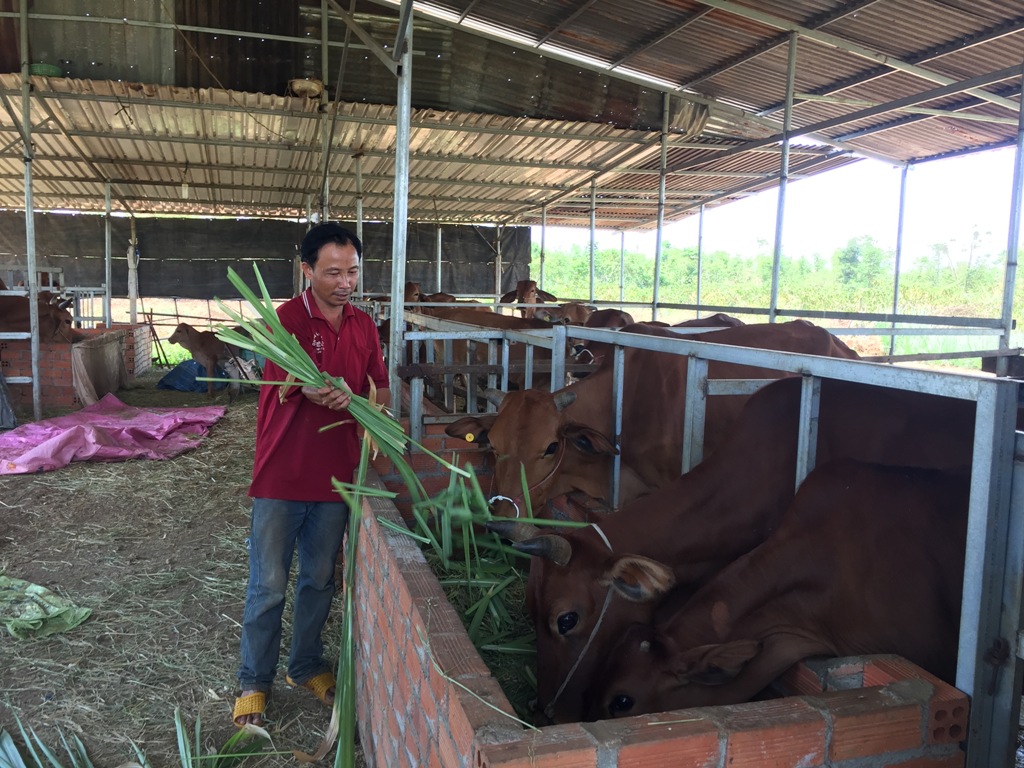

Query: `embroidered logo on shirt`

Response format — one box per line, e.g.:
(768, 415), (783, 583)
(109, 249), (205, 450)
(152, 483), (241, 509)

(312, 331), (325, 363)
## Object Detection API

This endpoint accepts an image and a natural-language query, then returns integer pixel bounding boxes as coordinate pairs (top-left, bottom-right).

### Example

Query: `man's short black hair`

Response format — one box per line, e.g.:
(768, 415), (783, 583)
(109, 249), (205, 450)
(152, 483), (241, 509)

(300, 223), (363, 265)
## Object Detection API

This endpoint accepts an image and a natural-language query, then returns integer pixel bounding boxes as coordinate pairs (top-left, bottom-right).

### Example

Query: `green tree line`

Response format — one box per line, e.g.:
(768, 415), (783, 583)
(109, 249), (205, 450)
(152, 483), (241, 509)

(534, 235), (1014, 321)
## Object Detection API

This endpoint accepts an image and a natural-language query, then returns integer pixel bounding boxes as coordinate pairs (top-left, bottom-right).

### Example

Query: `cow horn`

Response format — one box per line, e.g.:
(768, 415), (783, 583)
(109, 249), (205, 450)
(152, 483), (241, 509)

(514, 535), (572, 566)
(552, 389), (576, 411)
(483, 388), (507, 407)
(486, 519), (540, 542)
(57, 298), (74, 310)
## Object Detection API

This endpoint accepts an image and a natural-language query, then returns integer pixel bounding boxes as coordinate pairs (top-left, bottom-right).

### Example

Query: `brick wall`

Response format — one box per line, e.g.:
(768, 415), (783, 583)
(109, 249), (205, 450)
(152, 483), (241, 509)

(0, 323), (150, 409)
(355, 459), (969, 767)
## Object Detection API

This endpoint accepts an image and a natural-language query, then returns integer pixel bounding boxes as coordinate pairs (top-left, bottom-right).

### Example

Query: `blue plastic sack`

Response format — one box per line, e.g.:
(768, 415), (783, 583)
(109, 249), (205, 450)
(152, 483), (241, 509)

(157, 359), (228, 393)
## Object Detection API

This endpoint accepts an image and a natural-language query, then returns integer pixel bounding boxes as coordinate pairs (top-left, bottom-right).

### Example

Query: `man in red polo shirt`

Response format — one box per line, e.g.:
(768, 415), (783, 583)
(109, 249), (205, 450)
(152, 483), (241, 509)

(233, 223), (390, 728)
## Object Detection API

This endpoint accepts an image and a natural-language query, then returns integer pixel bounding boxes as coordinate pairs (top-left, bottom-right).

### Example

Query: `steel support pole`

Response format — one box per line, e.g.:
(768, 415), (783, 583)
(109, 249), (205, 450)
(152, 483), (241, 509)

(20, 0), (39, 421)
(696, 203), (705, 317)
(104, 181), (112, 325)
(494, 226), (502, 299)
(997, 61), (1024, 376)
(589, 180), (596, 303)
(619, 231), (625, 304)
(319, 0), (330, 222)
(653, 92), (669, 321)
(435, 225), (442, 292)
(539, 204), (546, 289)
(387, 15), (412, 412)
(770, 32), (797, 323)
(354, 153), (364, 295)
(128, 216), (138, 323)
(889, 164), (909, 358)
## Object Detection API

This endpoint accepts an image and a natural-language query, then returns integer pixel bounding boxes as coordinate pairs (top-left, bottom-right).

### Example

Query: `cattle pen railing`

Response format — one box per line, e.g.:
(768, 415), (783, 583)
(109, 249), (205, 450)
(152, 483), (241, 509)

(393, 311), (1024, 768)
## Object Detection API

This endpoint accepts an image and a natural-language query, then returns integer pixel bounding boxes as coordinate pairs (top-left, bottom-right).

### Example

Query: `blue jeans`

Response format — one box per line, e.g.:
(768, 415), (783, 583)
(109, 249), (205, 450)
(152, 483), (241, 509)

(237, 498), (349, 692)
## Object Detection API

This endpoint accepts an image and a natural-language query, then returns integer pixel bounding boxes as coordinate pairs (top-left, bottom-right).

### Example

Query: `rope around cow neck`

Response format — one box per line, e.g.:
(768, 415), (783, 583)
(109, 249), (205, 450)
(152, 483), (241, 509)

(543, 523), (614, 722)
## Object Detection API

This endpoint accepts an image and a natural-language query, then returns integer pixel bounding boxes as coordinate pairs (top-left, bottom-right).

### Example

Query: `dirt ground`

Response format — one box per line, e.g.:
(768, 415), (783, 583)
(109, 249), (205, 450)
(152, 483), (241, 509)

(0, 371), (366, 768)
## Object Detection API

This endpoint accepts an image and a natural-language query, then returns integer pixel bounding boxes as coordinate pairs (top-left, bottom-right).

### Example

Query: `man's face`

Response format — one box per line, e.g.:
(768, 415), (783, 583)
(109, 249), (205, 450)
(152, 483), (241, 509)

(303, 241), (359, 308)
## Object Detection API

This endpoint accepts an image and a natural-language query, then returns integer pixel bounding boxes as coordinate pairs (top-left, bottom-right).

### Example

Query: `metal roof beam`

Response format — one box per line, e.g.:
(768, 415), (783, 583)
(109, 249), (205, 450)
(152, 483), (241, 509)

(679, 0), (882, 91)
(325, 0), (398, 75)
(795, 93), (1018, 125)
(760, 15), (1024, 117)
(664, 65), (1017, 175)
(694, 0), (1020, 113)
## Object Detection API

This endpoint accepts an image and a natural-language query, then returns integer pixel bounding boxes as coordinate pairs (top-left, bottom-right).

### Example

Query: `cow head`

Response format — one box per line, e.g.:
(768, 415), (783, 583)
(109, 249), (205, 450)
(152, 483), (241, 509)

(404, 281), (424, 303)
(445, 387), (618, 518)
(585, 624), (763, 720)
(499, 280), (557, 318)
(168, 322), (190, 347)
(487, 518), (675, 723)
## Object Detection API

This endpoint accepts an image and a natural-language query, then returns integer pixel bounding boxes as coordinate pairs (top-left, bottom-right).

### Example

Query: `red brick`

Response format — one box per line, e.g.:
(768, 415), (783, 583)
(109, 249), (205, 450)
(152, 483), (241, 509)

(596, 710), (721, 766)
(863, 656), (944, 687)
(721, 698), (827, 767)
(476, 724), (598, 768)
(822, 687), (925, 761)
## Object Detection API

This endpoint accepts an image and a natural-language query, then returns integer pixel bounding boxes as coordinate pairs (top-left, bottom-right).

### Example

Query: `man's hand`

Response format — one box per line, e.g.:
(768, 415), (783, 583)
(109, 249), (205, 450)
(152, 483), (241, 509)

(301, 382), (352, 412)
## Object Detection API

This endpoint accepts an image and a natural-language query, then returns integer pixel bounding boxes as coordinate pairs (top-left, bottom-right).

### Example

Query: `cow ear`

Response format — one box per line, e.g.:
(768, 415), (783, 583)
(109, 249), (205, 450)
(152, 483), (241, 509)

(537, 289), (558, 302)
(605, 555), (675, 602)
(533, 307), (557, 323)
(679, 640), (761, 686)
(499, 289), (518, 303)
(560, 424), (618, 456)
(445, 415), (497, 445)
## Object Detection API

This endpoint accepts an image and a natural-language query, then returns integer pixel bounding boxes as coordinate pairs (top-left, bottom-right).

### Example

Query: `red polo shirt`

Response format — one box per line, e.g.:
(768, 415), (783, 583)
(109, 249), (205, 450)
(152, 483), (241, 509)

(249, 289), (389, 501)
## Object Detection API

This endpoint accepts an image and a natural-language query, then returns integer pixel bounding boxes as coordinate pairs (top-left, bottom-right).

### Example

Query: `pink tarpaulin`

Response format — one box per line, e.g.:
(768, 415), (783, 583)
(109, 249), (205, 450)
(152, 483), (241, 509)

(0, 394), (227, 475)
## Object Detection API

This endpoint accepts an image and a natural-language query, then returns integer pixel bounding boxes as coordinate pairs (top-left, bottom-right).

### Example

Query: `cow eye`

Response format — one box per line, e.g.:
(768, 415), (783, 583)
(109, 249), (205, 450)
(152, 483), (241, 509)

(609, 694), (634, 716)
(556, 611), (578, 635)
(543, 442), (558, 457)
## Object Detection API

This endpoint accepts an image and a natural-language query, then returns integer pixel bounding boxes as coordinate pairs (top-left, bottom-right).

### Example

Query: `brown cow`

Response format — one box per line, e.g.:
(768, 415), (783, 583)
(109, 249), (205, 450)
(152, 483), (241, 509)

(534, 302), (596, 325)
(586, 459), (968, 719)
(168, 322), (244, 398)
(490, 374), (977, 723)
(499, 279), (557, 318)
(576, 313), (746, 370)
(0, 294), (86, 343)
(446, 321), (859, 518)
(415, 304), (562, 391)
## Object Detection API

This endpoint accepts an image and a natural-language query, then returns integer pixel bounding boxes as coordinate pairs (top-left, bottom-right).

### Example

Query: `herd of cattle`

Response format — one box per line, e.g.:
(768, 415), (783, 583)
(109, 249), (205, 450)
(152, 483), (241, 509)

(383, 279), (982, 726)
(1, 275), (987, 725)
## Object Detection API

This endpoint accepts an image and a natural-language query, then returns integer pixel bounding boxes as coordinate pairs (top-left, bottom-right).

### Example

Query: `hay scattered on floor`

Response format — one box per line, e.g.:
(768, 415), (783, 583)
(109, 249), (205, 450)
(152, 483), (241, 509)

(0, 375), (360, 767)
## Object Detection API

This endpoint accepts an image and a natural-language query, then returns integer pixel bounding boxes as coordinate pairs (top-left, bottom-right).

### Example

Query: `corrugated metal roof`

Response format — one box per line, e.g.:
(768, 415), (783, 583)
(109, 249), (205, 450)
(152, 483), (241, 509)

(0, 1), (1017, 229)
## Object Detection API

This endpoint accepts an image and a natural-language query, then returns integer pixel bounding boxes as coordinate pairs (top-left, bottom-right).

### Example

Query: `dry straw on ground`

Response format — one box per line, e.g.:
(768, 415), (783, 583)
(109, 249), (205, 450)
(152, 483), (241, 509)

(0, 370), (364, 767)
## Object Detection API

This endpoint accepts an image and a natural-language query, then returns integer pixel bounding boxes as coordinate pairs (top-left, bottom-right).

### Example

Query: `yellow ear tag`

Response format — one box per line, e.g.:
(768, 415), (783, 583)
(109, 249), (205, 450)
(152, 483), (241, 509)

(465, 433), (475, 442)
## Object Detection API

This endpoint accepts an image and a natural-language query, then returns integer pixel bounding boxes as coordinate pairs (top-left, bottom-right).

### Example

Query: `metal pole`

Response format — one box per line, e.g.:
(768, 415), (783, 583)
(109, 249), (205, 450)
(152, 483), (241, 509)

(496, 226), (503, 300)
(319, 0), (330, 222)
(889, 164), (909, 358)
(539, 204), (547, 289)
(653, 93), (669, 322)
(696, 203), (705, 318)
(619, 231), (625, 304)
(104, 181), (112, 326)
(435, 224), (442, 292)
(589, 180), (596, 303)
(354, 153), (364, 295)
(997, 61), (1024, 375)
(20, 0), (40, 421)
(388, 10), (412, 412)
(770, 31), (798, 323)
(127, 216), (138, 324)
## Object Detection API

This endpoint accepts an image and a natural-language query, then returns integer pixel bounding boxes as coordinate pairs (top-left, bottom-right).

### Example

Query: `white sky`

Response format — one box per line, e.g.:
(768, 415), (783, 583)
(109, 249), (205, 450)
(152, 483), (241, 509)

(534, 146), (1016, 266)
